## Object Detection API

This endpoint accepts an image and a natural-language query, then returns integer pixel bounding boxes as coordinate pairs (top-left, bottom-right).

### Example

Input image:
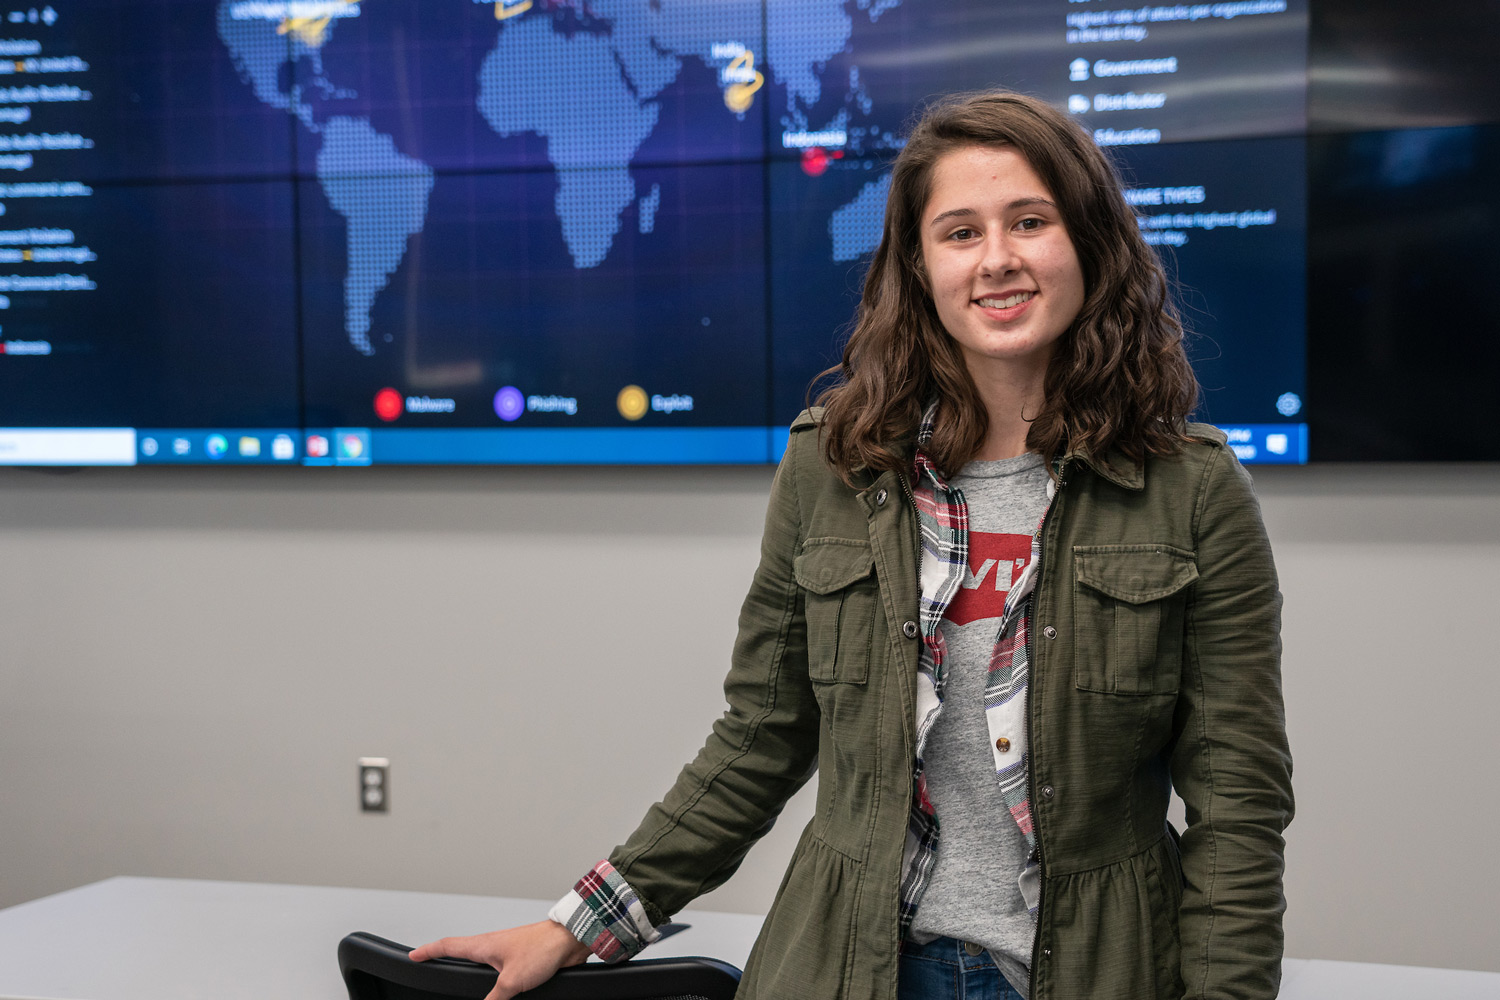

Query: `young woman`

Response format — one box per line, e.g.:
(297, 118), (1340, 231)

(413, 90), (1293, 1000)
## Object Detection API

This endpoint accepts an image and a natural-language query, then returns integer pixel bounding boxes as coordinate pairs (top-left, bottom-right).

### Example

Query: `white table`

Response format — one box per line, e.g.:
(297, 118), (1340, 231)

(0, 877), (1496, 1000)
(1277, 956), (1500, 1000)
(0, 877), (760, 1000)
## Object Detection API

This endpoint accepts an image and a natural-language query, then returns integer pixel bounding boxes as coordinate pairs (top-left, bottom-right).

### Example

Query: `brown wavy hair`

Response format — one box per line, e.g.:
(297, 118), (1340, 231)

(816, 90), (1199, 482)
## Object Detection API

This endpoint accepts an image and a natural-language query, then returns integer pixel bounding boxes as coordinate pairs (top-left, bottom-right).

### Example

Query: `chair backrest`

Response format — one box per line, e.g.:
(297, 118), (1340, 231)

(338, 931), (742, 1000)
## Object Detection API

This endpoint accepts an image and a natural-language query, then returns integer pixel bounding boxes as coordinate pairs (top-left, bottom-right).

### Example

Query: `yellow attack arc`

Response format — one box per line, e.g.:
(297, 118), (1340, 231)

(723, 50), (764, 113)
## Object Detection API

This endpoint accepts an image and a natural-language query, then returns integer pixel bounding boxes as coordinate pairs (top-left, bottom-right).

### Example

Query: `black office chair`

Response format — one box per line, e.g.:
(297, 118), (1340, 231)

(338, 930), (742, 1000)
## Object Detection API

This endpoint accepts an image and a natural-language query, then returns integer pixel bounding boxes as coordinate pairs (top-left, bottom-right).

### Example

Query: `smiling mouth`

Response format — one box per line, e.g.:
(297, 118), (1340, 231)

(976, 291), (1034, 309)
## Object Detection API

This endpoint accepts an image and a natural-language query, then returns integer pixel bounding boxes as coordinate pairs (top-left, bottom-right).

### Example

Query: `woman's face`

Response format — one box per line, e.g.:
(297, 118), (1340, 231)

(919, 144), (1086, 384)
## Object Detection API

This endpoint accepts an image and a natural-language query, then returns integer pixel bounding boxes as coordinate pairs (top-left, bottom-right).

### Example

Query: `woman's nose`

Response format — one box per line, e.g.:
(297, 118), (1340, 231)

(978, 233), (1022, 275)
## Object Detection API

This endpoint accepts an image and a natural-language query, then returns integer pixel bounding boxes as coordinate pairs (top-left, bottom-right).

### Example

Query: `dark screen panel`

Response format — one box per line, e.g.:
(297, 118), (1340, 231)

(31, 0), (298, 183)
(1309, 0), (1500, 134)
(0, 178), (299, 429)
(1302, 0), (1500, 460)
(1306, 124), (1500, 461)
(298, 161), (767, 432)
(286, 0), (768, 177)
(1113, 136), (1306, 430)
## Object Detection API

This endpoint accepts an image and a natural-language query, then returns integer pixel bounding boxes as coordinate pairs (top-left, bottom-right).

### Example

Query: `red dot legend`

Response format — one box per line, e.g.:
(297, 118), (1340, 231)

(373, 387), (402, 422)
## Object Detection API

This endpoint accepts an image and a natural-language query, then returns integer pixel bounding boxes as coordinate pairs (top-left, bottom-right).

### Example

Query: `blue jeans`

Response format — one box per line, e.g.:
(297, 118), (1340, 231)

(898, 936), (1027, 1000)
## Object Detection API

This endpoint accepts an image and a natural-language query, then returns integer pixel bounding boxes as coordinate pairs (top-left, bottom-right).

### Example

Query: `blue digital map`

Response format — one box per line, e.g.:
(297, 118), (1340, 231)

(215, 0), (900, 356)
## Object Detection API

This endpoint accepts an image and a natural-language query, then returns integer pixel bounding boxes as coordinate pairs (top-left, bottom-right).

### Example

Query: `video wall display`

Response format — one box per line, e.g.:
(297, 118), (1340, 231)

(0, 0), (1309, 466)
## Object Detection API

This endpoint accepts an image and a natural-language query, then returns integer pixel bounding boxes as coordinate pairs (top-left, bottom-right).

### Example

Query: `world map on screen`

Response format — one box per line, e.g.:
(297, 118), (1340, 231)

(216, 0), (900, 356)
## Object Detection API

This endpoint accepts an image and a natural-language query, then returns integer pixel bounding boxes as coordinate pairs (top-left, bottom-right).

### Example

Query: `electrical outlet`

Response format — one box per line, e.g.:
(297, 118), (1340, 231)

(359, 757), (389, 813)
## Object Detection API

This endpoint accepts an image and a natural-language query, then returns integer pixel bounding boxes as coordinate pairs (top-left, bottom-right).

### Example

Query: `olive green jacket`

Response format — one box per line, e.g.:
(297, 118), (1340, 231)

(607, 411), (1293, 1000)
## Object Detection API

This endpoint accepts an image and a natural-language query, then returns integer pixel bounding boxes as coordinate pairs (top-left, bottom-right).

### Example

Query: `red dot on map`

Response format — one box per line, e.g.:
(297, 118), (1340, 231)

(801, 147), (830, 177)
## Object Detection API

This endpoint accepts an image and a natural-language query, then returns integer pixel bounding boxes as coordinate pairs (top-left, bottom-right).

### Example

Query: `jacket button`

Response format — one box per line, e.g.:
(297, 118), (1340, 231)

(902, 620), (919, 639)
(875, 488), (888, 506)
(1043, 948), (1052, 958)
(963, 941), (984, 956)
(995, 737), (1011, 752)
(1042, 625), (1057, 639)
(1041, 784), (1055, 799)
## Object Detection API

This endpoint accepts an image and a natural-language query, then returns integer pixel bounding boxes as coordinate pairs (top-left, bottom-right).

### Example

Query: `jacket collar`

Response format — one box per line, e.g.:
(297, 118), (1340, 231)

(1063, 446), (1145, 491)
(915, 399), (1146, 492)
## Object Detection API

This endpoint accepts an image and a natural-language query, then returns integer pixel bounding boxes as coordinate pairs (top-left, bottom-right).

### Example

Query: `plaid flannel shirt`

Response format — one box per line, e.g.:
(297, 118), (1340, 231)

(900, 404), (1052, 938)
(552, 405), (1052, 961)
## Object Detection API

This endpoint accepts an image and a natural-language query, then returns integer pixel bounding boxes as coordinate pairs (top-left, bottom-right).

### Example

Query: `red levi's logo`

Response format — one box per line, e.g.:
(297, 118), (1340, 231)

(944, 532), (1033, 627)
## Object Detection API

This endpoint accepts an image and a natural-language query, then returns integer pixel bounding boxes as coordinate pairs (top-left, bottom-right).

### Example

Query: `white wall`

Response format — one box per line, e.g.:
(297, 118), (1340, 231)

(2, 462), (1498, 973)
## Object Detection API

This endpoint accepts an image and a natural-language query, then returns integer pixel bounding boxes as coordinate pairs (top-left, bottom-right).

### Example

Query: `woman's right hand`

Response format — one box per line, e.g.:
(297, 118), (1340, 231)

(409, 919), (592, 1000)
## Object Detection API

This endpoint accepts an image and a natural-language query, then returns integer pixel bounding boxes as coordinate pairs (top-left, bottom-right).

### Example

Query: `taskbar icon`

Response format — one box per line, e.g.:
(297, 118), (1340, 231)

(134, 429), (299, 464)
(303, 428), (371, 466)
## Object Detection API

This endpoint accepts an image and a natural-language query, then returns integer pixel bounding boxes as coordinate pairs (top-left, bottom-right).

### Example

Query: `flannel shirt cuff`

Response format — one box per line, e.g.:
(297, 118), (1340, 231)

(547, 859), (661, 964)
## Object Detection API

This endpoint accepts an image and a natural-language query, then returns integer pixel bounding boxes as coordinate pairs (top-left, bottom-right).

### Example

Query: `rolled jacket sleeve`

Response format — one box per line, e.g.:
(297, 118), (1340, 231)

(557, 432), (824, 958)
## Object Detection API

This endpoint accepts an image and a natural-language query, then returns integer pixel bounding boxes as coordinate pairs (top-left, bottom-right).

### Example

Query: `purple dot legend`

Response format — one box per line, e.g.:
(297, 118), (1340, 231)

(493, 386), (525, 422)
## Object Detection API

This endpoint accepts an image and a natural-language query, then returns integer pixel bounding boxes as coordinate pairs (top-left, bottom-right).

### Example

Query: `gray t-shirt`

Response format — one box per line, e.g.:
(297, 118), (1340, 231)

(909, 451), (1052, 998)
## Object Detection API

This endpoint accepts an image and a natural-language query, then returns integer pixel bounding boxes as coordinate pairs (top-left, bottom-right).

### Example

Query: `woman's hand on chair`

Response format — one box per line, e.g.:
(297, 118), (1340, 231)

(410, 919), (592, 1000)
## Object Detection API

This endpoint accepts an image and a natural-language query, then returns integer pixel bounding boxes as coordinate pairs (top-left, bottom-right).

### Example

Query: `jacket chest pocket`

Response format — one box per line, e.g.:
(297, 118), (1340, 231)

(1072, 544), (1198, 695)
(794, 538), (876, 685)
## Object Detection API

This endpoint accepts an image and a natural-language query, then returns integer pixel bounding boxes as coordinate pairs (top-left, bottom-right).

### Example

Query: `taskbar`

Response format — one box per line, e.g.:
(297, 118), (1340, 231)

(1218, 424), (1308, 465)
(772, 423), (1309, 465)
(0, 424), (1310, 466)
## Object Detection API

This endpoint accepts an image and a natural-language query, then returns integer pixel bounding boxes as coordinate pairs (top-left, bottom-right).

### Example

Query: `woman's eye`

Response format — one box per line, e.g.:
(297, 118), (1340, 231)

(1016, 217), (1045, 232)
(949, 227), (977, 241)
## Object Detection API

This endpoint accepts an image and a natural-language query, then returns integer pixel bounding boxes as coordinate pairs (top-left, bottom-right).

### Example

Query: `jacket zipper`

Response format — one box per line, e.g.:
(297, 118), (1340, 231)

(895, 465), (922, 1000)
(897, 468), (919, 517)
(897, 469), (922, 566)
(1026, 613), (1044, 998)
(1028, 462), (1065, 1000)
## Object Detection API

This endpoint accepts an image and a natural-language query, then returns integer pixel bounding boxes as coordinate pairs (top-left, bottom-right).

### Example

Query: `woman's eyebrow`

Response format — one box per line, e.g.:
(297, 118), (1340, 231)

(927, 197), (1057, 227)
(927, 207), (977, 228)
